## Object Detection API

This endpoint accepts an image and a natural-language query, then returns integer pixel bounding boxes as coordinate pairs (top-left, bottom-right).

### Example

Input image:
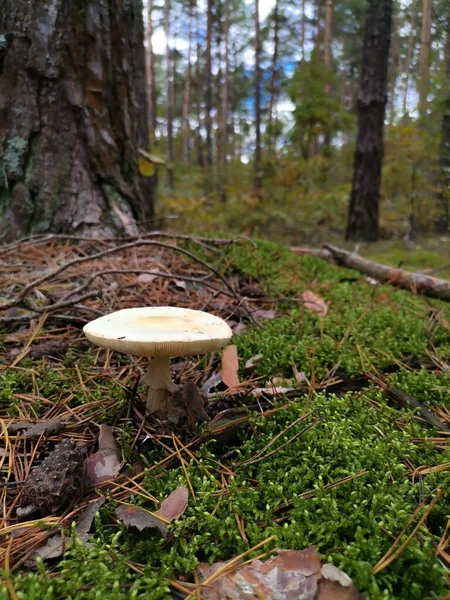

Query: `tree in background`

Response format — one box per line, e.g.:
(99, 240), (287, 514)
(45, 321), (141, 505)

(346, 0), (393, 241)
(253, 0), (262, 194)
(0, 0), (152, 240)
(418, 0), (433, 117)
(435, 4), (450, 232)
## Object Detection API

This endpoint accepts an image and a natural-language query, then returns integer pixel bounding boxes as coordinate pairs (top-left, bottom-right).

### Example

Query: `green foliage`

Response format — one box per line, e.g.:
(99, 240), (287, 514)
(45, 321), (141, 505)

(5, 243), (450, 598)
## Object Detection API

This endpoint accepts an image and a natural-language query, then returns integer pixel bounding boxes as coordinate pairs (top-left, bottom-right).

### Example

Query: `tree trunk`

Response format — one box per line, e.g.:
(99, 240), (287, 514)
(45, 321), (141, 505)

(205, 0), (214, 167)
(301, 0), (306, 62)
(324, 0), (333, 73)
(346, 0), (394, 242)
(418, 0), (433, 117)
(194, 1), (204, 167)
(323, 0), (334, 151)
(435, 6), (450, 233)
(183, 0), (194, 165)
(0, 0), (152, 241)
(254, 0), (262, 194)
(314, 0), (324, 58)
(268, 0), (280, 147)
(146, 0), (157, 144)
(402, 0), (417, 114)
(165, 0), (174, 189)
(388, 0), (398, 123)
(222, 0), (230, 167)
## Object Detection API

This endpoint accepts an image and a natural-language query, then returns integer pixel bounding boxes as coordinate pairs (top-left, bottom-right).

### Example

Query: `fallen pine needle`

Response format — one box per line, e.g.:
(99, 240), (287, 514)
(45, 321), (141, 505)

(373, 489), (443, 575)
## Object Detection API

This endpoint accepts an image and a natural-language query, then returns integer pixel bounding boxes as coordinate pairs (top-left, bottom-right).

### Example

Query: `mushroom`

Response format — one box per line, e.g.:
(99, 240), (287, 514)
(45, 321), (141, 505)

(83, 306), (232, 417)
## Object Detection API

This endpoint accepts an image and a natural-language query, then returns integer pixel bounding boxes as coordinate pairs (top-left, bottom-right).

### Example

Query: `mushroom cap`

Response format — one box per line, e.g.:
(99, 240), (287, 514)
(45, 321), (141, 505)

(83, 306), (233, 357)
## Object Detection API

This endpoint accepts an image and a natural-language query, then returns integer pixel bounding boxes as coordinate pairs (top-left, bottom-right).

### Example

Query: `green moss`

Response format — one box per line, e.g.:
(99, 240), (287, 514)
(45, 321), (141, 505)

(6, 240), (450, 599)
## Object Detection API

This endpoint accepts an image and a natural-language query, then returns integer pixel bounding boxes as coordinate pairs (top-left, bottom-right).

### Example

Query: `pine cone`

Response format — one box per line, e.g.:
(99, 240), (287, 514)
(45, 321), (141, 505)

(17, 440), (84, 518)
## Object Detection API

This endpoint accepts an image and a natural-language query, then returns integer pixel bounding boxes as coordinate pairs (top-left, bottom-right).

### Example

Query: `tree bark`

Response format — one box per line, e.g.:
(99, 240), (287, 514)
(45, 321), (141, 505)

(194, 1), (204, 167)
(165, 0), (174, 188)
(254, 0), (262, 194)
(418, 0), (433, 117)
(323, 0), (334, 151)
(301, 0), (306, 62)
(402, 0), (417, 114)
(346, 0), (393, 242)
(182, 0), (194, 165)
(205, 0), (214, 167)
(268, 0), (280, 146)
(388, 0), (398, 123)
(435, 6), (450, 233)
(222, 0), (230, 167)
(0, 0), (152, 241)
(146, 0), (157, 144)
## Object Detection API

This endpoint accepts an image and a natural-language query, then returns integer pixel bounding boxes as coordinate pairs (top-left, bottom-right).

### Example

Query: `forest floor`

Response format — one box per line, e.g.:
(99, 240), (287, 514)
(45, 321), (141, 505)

(1, 233), (450, 599)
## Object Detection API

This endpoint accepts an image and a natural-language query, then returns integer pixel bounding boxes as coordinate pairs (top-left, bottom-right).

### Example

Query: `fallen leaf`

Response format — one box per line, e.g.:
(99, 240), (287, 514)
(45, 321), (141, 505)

(302, 290), (328, 317)
(195, 547), (361, 600)
(173, 279), (187, 290)
(24, 419), (65, 438)
(158, 485), (189, 521)
(292, 364), (307, 385)
(98, 424), (118, 450)
(245, 353), (263, 369)
(202, 371), (223, 394)
(221, 345), (240, 388)
(116, 486), (189, 539)
(116, 504), (167, 537)
(137, 273), (158, 283)
(252, 309), (277, 322)
(252, 386), (295, 397)
(27, 497), (106, 565)
(85, 425), (121, 486)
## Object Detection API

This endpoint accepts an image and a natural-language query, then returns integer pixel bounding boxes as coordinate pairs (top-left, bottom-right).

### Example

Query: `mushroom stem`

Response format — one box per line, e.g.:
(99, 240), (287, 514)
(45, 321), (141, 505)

(141, 356), (177, 415)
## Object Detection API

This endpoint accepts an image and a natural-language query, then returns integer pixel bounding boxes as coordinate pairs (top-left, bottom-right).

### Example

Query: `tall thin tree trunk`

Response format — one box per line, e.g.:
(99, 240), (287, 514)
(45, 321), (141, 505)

(0, 0), (152, 240)
(222, 0), (230, 166)
(268, 0), (280, 148)
(346, 0), (394, 242)
(183, 0), (194, 165)
(418, 0), (433, 117)
(194, 2), (204, 167)
(402, 0), (417, 114)
(230, 41), (238, 162)
(205, 0), (214, 168)
(215, 0), (223, 170)
(301, 0), (306, 62)
(254, 0), (262, 194)
(388, 0), (398, 123)
(314, 0), (324, 58)
(146, 0), (157, 144)
(323, 0), (334, 151)
(435, 6), (450, 232)
(165, 0), (174, 188)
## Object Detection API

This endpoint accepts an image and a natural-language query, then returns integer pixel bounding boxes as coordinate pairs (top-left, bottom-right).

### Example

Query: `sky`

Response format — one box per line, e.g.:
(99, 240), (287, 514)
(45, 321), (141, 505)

(151, 0), (277, 54)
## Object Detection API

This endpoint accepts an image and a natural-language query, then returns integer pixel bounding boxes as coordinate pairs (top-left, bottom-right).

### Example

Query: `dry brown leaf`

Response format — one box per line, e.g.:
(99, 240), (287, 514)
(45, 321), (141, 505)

(195, 547), (361, 600)
(85, 425), (121, 486)
(221, 345), (240, 388)
(245, 353), (263, 369)
(116, 504), (167, 537)
(137, 273), (158, 283)
(116, 485), (189, 539)
(302, 290), (328, 317)
(158, 485), (189, 521)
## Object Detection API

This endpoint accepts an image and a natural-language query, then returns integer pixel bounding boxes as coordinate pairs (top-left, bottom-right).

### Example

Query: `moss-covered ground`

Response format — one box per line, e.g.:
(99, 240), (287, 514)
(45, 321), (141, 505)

(2, 240), (450, 599)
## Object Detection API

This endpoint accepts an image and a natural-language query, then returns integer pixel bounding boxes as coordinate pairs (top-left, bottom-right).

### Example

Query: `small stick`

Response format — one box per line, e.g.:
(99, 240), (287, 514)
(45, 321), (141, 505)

(364, 372), (449, 433)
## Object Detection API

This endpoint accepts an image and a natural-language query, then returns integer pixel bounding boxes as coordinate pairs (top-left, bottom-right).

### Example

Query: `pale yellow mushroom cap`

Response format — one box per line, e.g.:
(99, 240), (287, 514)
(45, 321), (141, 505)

(83, 306), (233, 357)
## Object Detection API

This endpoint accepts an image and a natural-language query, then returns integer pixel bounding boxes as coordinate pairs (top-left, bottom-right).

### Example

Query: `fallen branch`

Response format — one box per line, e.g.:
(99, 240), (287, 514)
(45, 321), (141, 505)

(323, 244), (450, 302)
(365, 372), (450, 433)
